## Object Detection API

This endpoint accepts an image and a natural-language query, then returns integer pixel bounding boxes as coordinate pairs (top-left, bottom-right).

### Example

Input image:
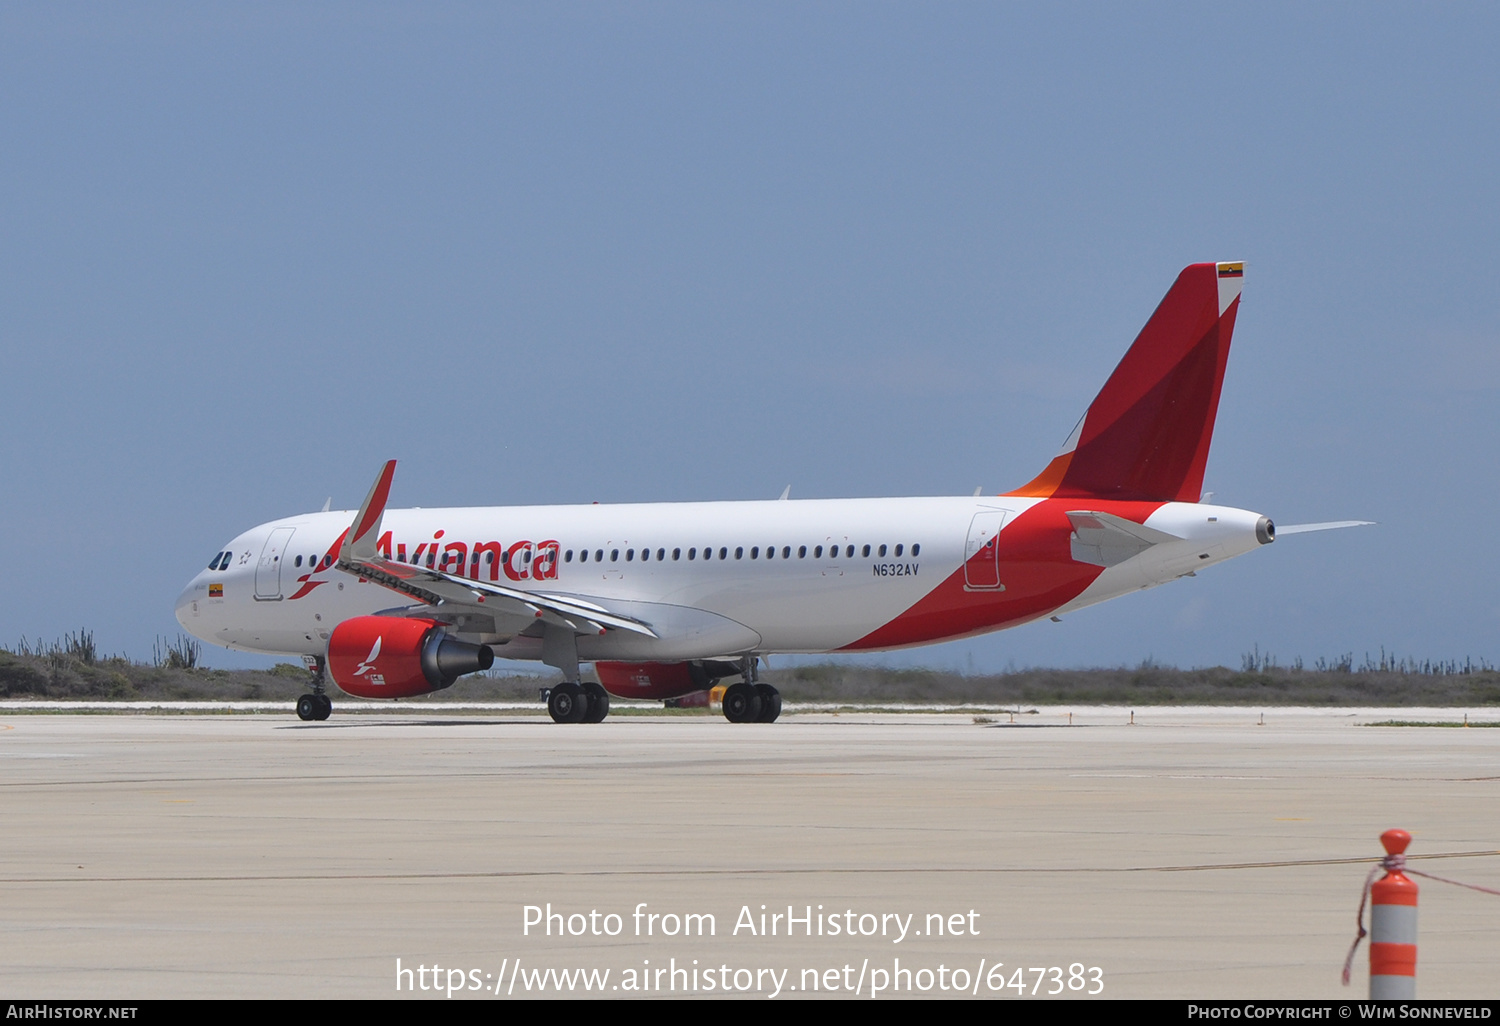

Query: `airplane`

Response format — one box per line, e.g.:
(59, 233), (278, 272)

(175, 261), (1368, 723)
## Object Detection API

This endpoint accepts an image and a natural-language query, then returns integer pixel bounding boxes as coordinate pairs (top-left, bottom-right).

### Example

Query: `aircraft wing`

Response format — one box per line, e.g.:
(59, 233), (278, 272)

(1066, 510), (1183, 568)
(333, 460), (657, 639)
(336, 553), (658, 638)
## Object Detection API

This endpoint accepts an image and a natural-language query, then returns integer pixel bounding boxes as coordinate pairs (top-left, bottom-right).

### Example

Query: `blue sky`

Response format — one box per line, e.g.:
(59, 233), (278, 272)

(2, 3), (1495, 672)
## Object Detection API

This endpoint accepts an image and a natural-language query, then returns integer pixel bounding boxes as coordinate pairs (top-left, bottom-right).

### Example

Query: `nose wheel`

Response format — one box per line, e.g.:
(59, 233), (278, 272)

(296, 693), (332, 721)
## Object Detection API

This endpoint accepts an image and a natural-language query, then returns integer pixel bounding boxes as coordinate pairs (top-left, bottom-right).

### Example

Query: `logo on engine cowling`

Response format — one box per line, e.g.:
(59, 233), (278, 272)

(354, 637), (382, 677)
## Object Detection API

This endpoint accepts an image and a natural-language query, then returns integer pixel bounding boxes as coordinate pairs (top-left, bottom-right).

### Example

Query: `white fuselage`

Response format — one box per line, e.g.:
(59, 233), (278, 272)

(175, 497), (1268, 663)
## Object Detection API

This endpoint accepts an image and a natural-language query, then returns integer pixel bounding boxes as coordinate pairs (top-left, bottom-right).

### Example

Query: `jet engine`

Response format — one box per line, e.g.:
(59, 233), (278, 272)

(327, 616), (493, 699)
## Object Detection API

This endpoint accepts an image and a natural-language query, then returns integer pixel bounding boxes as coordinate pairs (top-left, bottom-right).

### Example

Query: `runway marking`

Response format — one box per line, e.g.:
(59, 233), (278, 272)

(3, 849), (1496, 884)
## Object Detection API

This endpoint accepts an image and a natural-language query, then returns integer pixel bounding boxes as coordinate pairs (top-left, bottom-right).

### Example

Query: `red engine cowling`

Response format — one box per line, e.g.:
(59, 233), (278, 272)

(594, 660), (740, 700)
(327, 616), (494, 699)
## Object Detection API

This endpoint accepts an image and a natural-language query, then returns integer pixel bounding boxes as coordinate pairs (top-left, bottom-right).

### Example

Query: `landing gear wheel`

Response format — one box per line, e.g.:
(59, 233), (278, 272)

(548, 682), (588, 724)
(581, 682), (610, 723)
(722, 682), (763, 723)
(754, 684), (781, 723)
(315, 694), (333, 721)
(296, 694), (319, 721)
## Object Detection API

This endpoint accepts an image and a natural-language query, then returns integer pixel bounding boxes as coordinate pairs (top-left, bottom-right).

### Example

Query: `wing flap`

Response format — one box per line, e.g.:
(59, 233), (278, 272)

(336, 553), (657, 637)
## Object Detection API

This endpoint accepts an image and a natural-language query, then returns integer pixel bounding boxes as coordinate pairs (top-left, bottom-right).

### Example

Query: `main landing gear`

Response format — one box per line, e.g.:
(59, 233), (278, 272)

(546, 681), (611, 724)
(722, 656), (781, 723)
(296, 655), (333, 722)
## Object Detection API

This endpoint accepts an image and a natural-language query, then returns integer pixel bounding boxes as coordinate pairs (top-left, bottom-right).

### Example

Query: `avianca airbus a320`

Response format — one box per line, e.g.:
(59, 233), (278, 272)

(176, 262), (1365, 723)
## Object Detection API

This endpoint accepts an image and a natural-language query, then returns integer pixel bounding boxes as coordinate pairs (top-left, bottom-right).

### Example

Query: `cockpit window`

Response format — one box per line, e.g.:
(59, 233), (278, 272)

(208, 551), (226, 570)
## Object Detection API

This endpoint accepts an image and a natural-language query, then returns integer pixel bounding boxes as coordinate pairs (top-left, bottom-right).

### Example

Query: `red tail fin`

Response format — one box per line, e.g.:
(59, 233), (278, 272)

(1007, 262), (1243, 503)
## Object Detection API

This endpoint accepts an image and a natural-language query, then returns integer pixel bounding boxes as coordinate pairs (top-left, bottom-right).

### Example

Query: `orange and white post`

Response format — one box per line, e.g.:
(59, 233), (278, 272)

(1369, 829), (1418, 999)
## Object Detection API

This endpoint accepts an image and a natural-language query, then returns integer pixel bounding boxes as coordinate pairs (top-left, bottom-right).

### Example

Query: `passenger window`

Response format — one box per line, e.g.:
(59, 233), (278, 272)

(861, 544), (870, 557)
(798, 546), (806, 558)
(657, 548), (665, 561)
(688, 548), (696, 560)
(815, 545), (823, 558)
(673, 548), (681, 560)
(627, 549), (635, 561)
(720, 547), (729, 560)
(750, 547), (758, 559)
(595, 549), (604, 562)
(580, 549), (588, 563)
(909, 544), (918, 556)
(296, 555), (304, 567)
(845, 545), (854, 558)
(611, 549), (620, 562)
(879, 544), (887, 557)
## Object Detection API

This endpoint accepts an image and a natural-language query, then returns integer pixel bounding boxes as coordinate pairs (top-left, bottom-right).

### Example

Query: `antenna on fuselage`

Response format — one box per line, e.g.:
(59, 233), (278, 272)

(321, 497), (331, 512)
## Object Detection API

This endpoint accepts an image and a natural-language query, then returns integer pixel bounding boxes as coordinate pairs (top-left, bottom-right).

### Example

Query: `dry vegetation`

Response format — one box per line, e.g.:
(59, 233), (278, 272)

(760, 661), (1500, 706)
(1, 633), (1496, 707)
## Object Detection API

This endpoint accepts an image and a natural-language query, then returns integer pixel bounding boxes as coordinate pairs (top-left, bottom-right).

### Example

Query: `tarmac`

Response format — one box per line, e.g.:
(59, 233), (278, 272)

(1, 707), (1496, 999)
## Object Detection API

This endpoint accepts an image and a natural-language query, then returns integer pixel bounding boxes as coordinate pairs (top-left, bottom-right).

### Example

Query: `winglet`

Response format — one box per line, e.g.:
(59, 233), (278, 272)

(341, 460), (396, 564)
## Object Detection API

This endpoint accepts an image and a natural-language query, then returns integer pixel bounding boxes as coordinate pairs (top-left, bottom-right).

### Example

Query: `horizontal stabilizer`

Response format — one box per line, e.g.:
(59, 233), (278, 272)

(1275, 520), (1375, 536)
(1066, 510), (1182, 568)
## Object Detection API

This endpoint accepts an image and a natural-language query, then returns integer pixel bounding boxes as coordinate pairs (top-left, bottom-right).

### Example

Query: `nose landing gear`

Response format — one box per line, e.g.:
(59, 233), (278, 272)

(296, 693), (332, 721)
(296, 655), (333, 721)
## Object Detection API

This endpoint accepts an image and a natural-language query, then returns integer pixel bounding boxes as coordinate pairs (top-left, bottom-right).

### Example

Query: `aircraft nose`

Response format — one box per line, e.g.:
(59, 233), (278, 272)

(175, 576), (204, 634)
